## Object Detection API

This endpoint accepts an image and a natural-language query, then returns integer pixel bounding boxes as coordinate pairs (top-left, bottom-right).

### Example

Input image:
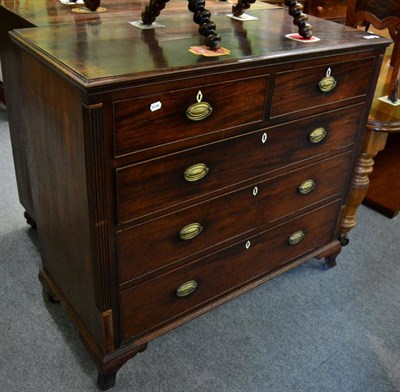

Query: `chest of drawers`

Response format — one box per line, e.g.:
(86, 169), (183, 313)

(0, 0), (279, 217)
(3, 8), (389, 390)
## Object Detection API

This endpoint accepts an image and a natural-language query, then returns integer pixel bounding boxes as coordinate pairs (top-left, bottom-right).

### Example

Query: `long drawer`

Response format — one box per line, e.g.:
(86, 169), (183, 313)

(119, 199), (341, 341)
(271, 57), (374, 117)
(116, 104), (362, 224)
(113, 76), (268, 157)
(117, 152), (352, 285)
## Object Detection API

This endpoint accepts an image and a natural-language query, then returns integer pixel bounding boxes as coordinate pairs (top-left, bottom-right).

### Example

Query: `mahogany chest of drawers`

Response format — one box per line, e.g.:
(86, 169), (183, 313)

(3, 8), (389, 390)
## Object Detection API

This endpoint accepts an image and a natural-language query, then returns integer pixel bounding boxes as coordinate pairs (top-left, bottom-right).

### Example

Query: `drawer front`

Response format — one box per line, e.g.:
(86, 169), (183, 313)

(116, 105), (362, 224)
(119, 200), (340, 341)
(117, 152), (352, 284)
(271, 57), (374, 117)
(113, 76), (268, 157)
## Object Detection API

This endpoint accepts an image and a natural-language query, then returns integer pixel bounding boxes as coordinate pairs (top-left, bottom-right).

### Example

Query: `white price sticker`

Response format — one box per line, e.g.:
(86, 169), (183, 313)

(150, 101), (162, 112)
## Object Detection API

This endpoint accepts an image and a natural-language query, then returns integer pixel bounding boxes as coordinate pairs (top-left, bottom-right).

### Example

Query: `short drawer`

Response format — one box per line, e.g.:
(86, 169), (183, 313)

(119, 199), (341, 341)
(116, 104), (362, 224)
(271, 57), (374, 117)
(117, 152), (352, 284)
(113, 76), (268, 157)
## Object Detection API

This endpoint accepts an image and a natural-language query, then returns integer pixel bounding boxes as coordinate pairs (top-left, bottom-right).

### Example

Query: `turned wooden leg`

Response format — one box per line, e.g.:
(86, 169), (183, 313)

(284, 0), (313, 39)
(340, 128), (388, 244)
(141, 0), (170, 25)
(97, 372), (116, 391)
(24, 210), (37, 230)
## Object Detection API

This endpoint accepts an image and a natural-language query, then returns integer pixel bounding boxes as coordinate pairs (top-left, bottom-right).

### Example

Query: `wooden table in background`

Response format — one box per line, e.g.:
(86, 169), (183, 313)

(341, 42), (400, 241)
(361, 43), (400, 218)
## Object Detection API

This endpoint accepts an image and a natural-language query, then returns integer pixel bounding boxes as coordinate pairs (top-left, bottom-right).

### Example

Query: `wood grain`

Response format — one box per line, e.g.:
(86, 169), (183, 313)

(119, 200), (341, 341)
(113, 76), (268, 157)
(116, 104), (363, 223)
(117, 152), (353, 286)
(1, 8), (390, 388)
(271, 57), (374, 117)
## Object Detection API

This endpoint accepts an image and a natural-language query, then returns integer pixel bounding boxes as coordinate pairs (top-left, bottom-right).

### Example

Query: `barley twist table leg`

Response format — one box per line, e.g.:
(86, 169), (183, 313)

(340, 128), (388, 245)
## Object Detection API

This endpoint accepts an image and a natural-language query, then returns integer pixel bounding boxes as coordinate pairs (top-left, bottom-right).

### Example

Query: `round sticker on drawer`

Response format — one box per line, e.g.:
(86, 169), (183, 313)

(150, 101), (162, 112)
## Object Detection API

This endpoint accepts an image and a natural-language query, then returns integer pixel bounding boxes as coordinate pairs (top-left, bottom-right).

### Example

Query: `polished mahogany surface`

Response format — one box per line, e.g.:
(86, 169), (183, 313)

(116, 105), (362, 224)
(10, 9), (389, 87)
(118, 153), (352, 286)
(0, 0), (278, 27)
(119, 200), (341, 340)
(3, 7), (390, 388)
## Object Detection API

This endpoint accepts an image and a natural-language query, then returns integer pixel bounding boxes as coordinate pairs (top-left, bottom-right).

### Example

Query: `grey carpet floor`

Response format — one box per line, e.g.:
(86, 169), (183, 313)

(1, 107), (399, 392)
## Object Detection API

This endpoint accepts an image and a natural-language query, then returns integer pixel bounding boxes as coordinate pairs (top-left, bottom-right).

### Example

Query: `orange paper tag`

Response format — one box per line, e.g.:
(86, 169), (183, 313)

(189, 46), (231, 57)
(285, 33), (320, 42)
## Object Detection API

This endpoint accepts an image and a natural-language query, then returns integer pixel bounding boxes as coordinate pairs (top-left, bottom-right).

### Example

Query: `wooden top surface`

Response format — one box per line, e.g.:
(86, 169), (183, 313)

(0, 0), (279, 27)
(9, 8), (390, 89)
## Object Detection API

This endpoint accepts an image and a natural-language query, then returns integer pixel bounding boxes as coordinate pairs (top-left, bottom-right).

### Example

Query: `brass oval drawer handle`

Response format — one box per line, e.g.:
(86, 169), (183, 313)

(309, 127), (327, 143)
(186, 90), (213, 121)
(288, 230), (305, 245)
(186, 102), (213, 121)
(298, 179), (316, 195)
(184, 163), (209, 182)
(179, 222), (203, 240)
(318, 67), (337, 93)
(176, 280), (198, 297)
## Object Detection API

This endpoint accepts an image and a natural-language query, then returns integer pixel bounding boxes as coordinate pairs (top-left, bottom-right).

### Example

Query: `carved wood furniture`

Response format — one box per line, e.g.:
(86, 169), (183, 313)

(340, 2), (400, 241)
(0, 0), (279, 228)
(233, 0), (313, 38)
(345, 0), (400, 101)
(141, 0), (222, 49)
(341, 43), (400, 231)
(283, 0), (313, 38)
(3, 9), (389, 390)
